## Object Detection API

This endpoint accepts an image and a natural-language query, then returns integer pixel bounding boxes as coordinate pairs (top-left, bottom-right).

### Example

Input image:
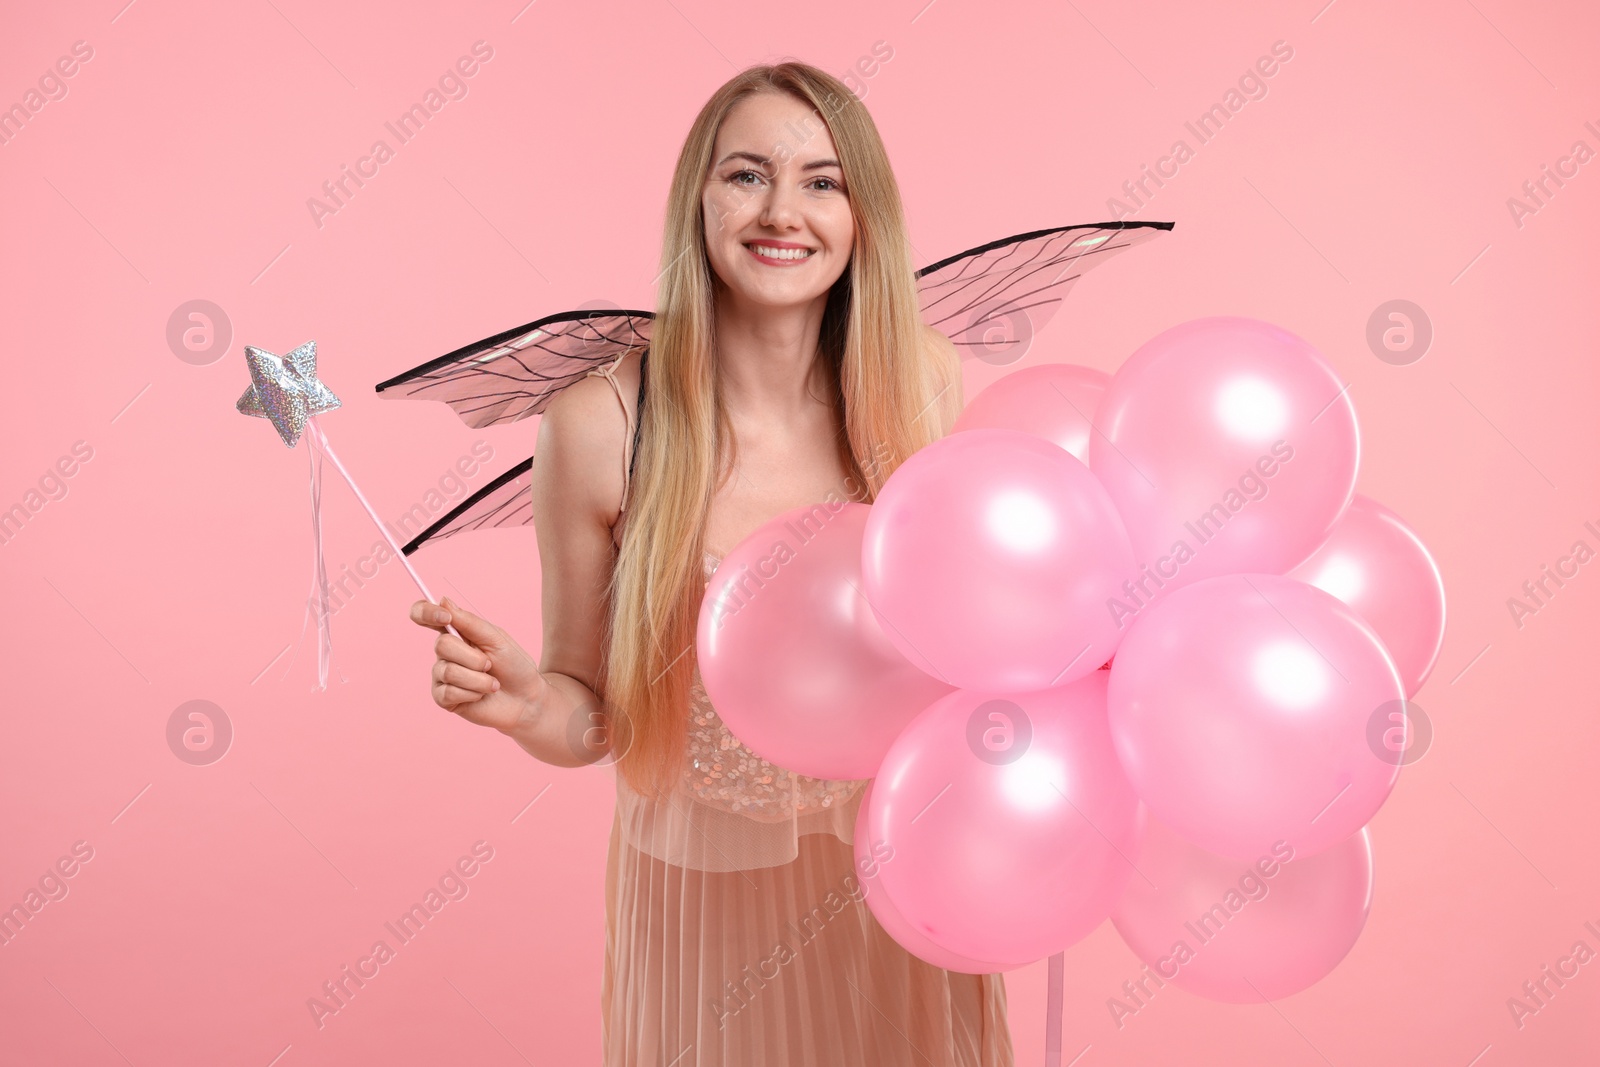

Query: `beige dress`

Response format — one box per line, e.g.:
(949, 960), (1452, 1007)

(585, 356), (1014, 1067)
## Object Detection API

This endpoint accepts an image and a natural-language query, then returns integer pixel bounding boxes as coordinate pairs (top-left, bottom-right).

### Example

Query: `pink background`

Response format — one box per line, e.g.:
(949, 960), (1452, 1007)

(2, 0), (1597, 1063)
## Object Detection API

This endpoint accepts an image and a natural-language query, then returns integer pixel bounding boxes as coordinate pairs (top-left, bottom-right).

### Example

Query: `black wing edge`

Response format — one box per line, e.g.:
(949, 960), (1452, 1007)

(373, 308), (658, 394)
(913, 219), (1175, 280)
(402, 456), (534, 555)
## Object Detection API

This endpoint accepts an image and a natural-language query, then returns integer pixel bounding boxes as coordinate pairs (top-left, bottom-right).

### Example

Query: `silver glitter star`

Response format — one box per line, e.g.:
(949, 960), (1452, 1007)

(237, 340), (342, 447)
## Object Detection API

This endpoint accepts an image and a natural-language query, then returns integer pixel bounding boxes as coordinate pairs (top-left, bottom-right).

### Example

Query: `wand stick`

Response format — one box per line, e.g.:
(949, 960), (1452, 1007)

(305, 417), (463, 640)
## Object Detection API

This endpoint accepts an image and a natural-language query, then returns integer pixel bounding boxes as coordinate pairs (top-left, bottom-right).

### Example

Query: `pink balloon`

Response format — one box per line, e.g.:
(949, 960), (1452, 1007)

(865, 674), (1142, 964)
(1288, 494), (1446, 698)
(853, 781), (1025, 974)
(1112, 815), (1373, 1003)
(1107, 573), (1403, 863)
(954, 363), (1110, 463)
(698, 502), (955, 780)
(862, 428), (1137, 692)
(1090, 317), (1359, 601)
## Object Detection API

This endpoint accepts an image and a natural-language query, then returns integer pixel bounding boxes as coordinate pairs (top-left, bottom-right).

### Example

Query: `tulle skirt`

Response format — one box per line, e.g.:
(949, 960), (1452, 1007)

(601, 804), (1014, 1066)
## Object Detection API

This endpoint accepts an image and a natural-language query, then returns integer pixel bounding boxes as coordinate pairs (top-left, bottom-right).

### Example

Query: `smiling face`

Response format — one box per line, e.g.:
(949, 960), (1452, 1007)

(701, 91), (855, 312)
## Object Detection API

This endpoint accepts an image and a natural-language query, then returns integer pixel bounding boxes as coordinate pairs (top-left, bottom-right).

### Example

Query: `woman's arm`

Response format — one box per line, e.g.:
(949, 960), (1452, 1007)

(408, 354), (635, 768)
(504, 355), (636, 765)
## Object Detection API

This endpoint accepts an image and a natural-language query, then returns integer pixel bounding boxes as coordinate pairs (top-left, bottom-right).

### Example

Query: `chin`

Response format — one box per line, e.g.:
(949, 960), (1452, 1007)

(735, 286), (827, 310)
(720, 271), (824, 305)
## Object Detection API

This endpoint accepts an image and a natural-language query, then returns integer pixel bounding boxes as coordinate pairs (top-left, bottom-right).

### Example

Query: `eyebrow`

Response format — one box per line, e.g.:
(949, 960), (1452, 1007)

(715, 150), (842, 172)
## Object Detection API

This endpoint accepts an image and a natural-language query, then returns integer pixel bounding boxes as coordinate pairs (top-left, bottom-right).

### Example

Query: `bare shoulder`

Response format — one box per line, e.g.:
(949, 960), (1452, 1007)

(531, 348), (646, 690)
(532, 348), (644, 527)
(918, 325), (963, 433)
(920, 322), (959, 361)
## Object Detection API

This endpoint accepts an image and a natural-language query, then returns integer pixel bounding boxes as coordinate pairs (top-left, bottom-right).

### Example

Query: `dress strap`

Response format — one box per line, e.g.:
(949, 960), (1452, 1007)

(581, 347), (649, 517)
(632, 348), (647, 490)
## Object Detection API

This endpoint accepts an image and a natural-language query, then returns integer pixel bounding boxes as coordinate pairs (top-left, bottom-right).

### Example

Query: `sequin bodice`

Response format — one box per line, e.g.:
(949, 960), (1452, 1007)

(684, 552), (865, 821)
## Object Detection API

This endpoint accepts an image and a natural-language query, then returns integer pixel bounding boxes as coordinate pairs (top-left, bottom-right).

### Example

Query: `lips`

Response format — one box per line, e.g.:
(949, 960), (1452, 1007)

(744, 242), (815, 263)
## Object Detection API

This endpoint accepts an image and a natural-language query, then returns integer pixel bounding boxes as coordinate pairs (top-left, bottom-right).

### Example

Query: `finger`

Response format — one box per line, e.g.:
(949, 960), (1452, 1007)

(434, 682), (487, 709)
(437, 597), (502, 649)
(410, 599), (452, 631)
(434, 631), (494, 671)
(434, 660), (499, 694)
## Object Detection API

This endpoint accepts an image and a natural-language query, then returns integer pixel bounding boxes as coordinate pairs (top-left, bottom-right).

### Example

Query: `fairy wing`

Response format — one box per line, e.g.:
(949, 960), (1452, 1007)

(388, 220), (1171, 553)
(376, 308), (650, 555)
(914, 220), (1173, 364)
(400, 457), (533, 555)
(375, 222), (1172, 426)
(374, 309), (655, 428)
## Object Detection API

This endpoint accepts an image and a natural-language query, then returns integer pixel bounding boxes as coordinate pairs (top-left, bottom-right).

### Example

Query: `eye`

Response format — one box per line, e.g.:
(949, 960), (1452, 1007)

(730, 169), (764, 186)
(809, 176), (844, 193)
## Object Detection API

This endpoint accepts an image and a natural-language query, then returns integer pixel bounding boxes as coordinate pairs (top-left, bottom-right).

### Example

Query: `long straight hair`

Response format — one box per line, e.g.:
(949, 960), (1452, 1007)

(603, 61), (954, 801)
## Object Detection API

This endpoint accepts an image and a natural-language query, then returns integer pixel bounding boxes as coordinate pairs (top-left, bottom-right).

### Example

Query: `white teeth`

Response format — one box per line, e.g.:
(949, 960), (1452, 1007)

(746, 243), (813, 260)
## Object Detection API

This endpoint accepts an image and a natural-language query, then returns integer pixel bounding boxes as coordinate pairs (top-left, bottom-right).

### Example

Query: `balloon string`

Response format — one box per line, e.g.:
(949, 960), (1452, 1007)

(1044, 951), (1064, 1067)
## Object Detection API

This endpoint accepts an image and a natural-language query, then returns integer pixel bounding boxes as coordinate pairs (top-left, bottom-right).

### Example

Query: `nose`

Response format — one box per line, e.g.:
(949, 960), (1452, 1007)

(757, 178), (802, 231)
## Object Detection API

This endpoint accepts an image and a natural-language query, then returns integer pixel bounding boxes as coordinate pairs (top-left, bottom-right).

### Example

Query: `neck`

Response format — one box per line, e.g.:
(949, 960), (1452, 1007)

(711, 283), (833, 415)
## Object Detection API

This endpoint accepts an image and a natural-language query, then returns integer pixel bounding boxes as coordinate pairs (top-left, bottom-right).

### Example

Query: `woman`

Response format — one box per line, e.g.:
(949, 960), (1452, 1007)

(409, 61), (1014, 1066)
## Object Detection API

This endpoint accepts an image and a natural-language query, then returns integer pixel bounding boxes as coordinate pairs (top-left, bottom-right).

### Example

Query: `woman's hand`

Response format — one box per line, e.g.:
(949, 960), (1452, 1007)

(408, 596), (549, 734)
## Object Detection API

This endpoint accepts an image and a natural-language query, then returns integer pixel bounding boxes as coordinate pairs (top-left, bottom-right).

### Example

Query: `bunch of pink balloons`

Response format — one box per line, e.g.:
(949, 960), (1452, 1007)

(697, 316), (1446, 999)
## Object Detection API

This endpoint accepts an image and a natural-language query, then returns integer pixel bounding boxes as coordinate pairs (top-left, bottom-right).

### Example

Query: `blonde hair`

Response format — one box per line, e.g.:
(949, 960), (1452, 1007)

(603, 61), (953, 800)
